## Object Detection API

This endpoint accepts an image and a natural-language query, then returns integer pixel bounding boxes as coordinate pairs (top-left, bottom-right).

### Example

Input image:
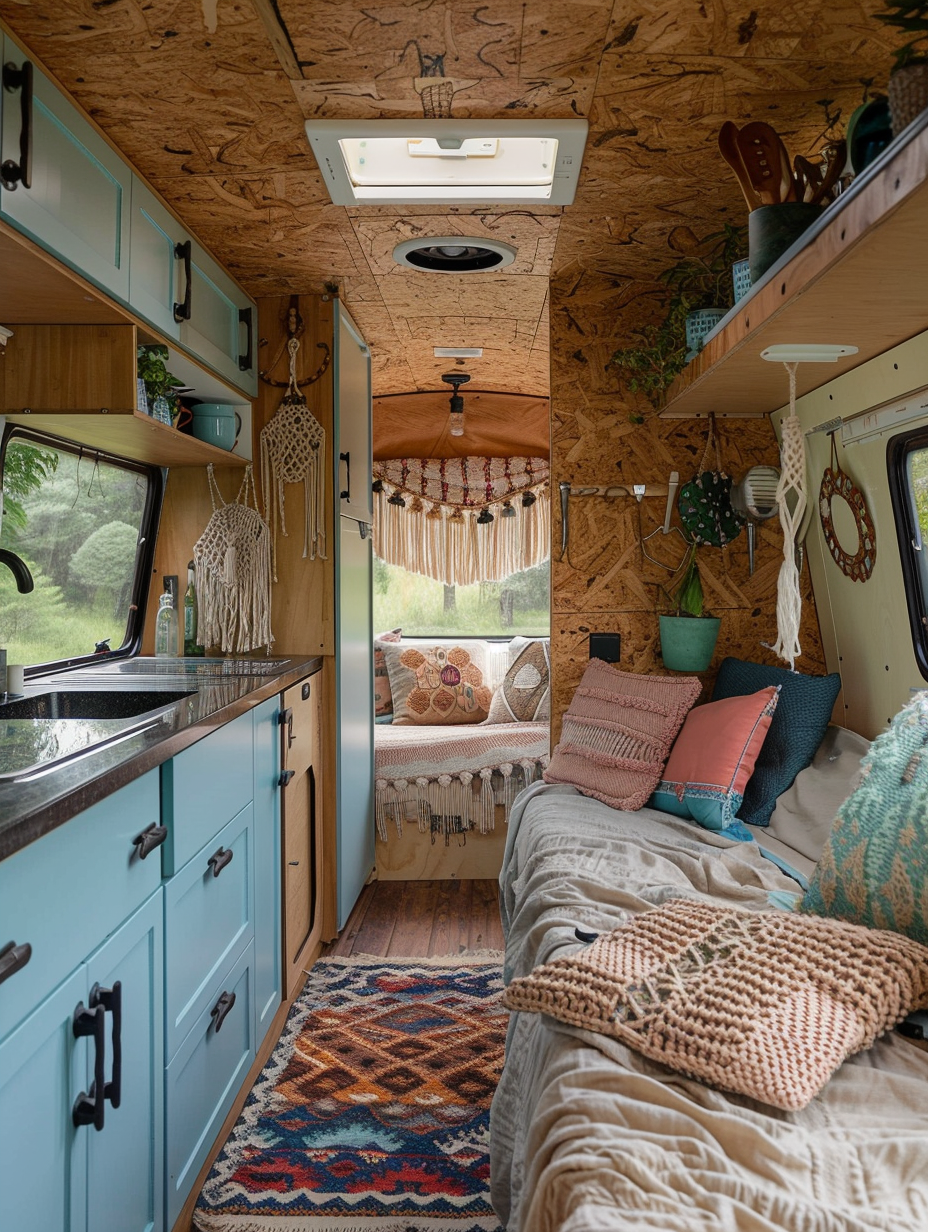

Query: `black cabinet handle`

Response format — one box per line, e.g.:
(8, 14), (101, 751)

(238, 307), (253, 372)
(340, 451), (350, 501)
(278, 706), (295, 749)
(72, 1002), (106, 1131)
(1, 59), (33, 191)
(173, 240), (192, 323)
(0, 940), (31, 986)
(278, 769), (295, 788)
(91, 982), (122, 1111)
(210, 989), (236, 1033)
(207, 846), (233, 877)
(132, 823), (167, 860)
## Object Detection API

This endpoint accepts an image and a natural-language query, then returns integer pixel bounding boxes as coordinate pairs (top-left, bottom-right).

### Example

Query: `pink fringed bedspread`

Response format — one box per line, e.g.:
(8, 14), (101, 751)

(374, 721), (550, 843)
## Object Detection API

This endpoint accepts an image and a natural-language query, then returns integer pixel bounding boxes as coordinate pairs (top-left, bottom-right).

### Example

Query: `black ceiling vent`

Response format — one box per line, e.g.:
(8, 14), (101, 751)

(393, 236), (517, 273)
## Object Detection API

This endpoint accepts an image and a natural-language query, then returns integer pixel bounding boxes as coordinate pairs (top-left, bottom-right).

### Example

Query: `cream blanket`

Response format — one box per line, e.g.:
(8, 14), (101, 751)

(491, 782), (928, 1232)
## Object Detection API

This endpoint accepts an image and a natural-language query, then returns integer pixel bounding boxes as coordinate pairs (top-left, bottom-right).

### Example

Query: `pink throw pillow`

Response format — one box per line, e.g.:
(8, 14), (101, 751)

(543, 660), (702, 810)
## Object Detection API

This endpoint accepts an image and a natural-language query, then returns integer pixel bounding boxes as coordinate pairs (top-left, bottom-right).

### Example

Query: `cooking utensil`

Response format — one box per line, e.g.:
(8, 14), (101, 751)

(793, 154), (825, 204)
(738, 122), (797, 205)
(811, 140), (846, 204)
(718, 120), (763, 211)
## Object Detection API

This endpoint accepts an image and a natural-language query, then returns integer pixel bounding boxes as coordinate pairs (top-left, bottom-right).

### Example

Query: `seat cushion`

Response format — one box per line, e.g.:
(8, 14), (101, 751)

(711, 657), (841, 826)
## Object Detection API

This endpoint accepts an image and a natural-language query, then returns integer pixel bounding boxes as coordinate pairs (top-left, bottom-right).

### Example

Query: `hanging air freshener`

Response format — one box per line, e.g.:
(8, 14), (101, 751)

(819, 433), (876, 582)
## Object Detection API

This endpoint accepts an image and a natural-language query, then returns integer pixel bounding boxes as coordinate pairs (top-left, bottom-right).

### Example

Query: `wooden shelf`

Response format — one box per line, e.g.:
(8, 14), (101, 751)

(6, 409), (246, 467)
(661, 111), (928, 418)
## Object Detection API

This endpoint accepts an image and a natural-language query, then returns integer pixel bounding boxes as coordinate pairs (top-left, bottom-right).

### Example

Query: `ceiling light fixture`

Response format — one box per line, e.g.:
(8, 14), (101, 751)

(434, 347), (483, 358)
(441, 371), (470, 437)
(305, 119), (588, 206)
(393, 237), (516, 273)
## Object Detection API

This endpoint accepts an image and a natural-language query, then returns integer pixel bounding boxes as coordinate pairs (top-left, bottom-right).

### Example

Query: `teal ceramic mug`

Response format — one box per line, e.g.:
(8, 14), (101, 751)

(190, 403), (241, 451)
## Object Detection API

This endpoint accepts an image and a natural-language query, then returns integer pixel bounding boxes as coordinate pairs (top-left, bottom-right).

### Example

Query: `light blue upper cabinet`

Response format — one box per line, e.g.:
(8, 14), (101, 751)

(178, 237), (258, 396)
(0, 34), (131, 301)
(128, 178), (183, 341)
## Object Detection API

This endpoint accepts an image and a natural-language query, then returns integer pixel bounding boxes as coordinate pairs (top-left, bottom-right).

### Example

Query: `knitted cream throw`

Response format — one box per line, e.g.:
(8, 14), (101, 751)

(504, 898), (928, 1111)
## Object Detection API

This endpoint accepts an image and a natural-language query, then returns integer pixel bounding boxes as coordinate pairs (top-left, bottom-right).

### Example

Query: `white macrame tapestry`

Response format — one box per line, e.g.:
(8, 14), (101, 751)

(770, 361), (807, 668)
(373, 456), (550, 585)
(193, 465), (273, 654)
(260, 336), (326, 581)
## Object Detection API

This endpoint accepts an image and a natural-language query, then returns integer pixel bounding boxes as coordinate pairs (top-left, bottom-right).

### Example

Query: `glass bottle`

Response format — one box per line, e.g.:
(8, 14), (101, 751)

(183, 561), (199, 656)
(154, 590), (178, 657)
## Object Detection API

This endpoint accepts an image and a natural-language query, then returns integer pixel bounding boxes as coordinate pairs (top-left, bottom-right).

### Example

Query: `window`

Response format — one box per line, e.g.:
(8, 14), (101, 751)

(373, 556), (549, 638)
(888, 428), (928, 679)
(0, 428), (160, 672)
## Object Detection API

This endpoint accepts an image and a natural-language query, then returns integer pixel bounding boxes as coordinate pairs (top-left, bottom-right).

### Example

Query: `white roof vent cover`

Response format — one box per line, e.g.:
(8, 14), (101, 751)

(306, 119), (588, 206)
(393, 237), (516, 273)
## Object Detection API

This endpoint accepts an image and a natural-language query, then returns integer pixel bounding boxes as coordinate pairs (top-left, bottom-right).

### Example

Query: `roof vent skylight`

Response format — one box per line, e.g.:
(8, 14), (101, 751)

(305, 119), (588, 206)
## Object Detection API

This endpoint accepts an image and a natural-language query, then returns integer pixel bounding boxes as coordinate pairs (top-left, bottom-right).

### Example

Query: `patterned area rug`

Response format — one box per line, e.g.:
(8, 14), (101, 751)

(194, 954), (507, 1231)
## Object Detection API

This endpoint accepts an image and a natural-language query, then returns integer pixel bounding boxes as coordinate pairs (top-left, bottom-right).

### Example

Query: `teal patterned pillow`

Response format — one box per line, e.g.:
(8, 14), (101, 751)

(802, 693), (928, 945)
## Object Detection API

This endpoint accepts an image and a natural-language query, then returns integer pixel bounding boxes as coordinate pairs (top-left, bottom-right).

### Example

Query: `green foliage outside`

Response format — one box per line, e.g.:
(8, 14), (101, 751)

(911, 449), (928, 534)
(373, 558), (549, 637)
(0, 437), (148, 666)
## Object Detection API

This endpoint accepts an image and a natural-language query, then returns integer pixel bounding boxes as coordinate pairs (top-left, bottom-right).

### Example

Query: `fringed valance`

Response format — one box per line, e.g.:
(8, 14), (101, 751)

(373, 456), (550, 585)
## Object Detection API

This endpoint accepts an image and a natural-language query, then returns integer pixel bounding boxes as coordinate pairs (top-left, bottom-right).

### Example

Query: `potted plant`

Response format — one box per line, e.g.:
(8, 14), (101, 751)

(877, 0), (928, 134)
(137, 344), (183, 426)
(658, 545), (721, 672)
(612, 226), (747, 417)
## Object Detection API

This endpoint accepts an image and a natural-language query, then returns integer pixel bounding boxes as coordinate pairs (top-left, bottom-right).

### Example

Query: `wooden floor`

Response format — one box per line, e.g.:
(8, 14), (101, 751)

(323, 879), (505, 958)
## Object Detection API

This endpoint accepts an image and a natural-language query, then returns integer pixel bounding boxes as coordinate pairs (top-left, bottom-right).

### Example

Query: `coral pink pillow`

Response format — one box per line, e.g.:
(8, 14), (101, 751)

(650, 686), (779, 832)
(544, 660), (702, 810)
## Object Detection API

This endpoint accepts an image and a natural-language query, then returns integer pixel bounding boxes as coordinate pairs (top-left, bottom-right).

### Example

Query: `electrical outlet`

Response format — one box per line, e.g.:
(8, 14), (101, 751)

(589, 633), (620, 662)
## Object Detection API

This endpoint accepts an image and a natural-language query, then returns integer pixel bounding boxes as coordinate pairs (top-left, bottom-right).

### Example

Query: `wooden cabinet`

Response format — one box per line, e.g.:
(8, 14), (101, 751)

(128, 178), (184, 342)
(180, 238), (257, 398)
(281, 672), (325, 999)
(0, 34), (132, 302)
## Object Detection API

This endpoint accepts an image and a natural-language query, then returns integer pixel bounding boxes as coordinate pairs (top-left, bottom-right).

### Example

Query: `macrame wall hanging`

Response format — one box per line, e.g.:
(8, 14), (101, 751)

(259, 335), (327, 582)
(373, 456), (550, 585)
(193, 465), (273, 654)
(819, 432), (876, 582)
(770, 361), (808, 669)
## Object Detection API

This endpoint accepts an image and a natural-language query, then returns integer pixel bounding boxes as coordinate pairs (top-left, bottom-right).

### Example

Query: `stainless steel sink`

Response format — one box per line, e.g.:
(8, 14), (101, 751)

(0, 690), (195, 721)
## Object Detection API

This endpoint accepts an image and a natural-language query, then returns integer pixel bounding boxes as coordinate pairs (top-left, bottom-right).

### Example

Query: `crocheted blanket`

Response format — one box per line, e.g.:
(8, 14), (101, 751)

(374, 720), (549, 843)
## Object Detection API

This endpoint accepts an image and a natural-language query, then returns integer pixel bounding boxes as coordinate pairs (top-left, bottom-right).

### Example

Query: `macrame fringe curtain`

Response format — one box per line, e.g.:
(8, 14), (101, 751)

(193, 465), (274, 655)
(373, 456), (550, 585)
(374, 757), (548, 844)
(771, 361), (807, 668)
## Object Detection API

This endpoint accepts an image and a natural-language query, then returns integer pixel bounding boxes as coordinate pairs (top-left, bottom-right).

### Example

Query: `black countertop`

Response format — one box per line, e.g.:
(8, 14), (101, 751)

(0, 654), (323, 862)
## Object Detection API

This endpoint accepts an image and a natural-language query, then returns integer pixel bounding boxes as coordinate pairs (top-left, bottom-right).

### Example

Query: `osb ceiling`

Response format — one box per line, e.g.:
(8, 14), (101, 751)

(0, 1), (897, 402)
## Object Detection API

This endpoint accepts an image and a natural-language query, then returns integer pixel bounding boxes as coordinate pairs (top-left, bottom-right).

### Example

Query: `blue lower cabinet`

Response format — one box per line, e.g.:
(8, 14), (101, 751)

(165, 943), (255, 1228)
(0, 890), (163, 1232)
(163, 804), (253, 1060)
(252, 696), (281, 1047)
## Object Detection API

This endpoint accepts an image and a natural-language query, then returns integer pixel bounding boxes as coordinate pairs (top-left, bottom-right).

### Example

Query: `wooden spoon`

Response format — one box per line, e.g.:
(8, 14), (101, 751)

(718, 121), (763, 211)
(793, 154), (824, 204)
(738, 122), (797, 206)
(811, 140), (847, 205)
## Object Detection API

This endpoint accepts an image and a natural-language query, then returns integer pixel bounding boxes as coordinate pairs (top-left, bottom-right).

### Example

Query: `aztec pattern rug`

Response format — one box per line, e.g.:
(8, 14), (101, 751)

(194, 954), (507, 1231)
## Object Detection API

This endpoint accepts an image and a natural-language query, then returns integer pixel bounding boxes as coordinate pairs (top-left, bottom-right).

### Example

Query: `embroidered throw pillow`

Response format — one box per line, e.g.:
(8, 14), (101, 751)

(503, 899), (928, 1111)
(650, 686), (779, 833)
(487, 638), (550, 723)
(711, 657), (841, 826)
(802, 692), (928, 945)
(373, 628), (402, 718)
(543, 660), (701, 810)
(383, 641), (493, 726)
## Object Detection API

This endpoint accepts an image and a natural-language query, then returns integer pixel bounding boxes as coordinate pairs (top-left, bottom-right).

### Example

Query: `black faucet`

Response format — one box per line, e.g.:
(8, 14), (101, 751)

(0, 548), (34, 594)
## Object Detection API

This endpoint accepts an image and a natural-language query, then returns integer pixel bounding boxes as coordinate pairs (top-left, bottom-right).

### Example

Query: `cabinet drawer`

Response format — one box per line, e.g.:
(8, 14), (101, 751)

(162, 709), (254, 875)
(0, 770), (161, 1042)
(165, 942), (254, 1229)
(164, 804), (253, 1060)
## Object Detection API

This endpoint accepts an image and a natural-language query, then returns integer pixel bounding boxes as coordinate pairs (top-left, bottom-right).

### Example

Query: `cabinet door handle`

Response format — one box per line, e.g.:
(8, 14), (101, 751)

(132, 823), (168, 860)
(0, 940), (31, 986)
(1, 59), (33, 191)
(207, 846), (233, 877)
(72, 1002), (106, 1131)
(210, 989), (236, 1033)
(173, 240), (192, 323)
(339, 451), (350, 501)
(278, 769), (295, 788)
(238, 307), (253, 372)
(91, 981), (122, 1111)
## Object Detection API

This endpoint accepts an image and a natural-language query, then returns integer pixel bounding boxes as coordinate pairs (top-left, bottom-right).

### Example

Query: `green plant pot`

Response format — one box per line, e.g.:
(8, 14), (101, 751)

(659, 614), (721, 672)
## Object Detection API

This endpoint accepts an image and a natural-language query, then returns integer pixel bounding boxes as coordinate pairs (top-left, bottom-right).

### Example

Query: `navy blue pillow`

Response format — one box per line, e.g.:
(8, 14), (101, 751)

(711, 658), (841, 826)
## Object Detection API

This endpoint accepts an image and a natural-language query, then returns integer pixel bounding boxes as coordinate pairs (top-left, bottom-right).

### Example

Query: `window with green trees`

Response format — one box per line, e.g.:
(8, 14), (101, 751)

(373, 555), (549, 638)
(0, 430), (156, 669)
